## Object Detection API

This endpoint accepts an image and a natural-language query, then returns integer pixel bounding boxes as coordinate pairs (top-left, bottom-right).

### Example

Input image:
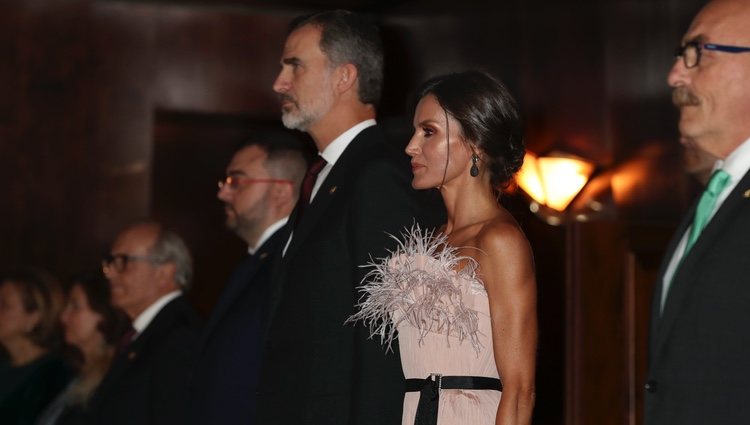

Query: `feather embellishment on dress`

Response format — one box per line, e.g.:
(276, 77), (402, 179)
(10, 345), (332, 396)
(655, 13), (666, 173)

(347, 225), (486, 355)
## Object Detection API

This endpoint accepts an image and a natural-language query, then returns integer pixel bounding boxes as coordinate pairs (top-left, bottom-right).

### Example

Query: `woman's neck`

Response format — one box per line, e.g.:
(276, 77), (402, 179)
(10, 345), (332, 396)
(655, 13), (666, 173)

(80, 344), (114, 378)
(5, 338), (46, 367)
(70, 344), (115, 404)
(440, 178), (501, 236)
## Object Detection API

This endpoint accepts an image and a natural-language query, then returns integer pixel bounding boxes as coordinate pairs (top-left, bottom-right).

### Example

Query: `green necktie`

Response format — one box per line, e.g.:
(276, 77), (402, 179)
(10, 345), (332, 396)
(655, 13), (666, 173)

(685, 169), (731, 253)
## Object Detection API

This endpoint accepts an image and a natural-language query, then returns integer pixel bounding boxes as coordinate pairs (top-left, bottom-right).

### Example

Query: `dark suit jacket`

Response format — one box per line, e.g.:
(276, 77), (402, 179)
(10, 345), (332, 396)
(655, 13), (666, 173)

(258, 125), (444, 425)
(87, 295), (200, 425)
(645, 168), (750, 425)
(187, 228), (286, 425)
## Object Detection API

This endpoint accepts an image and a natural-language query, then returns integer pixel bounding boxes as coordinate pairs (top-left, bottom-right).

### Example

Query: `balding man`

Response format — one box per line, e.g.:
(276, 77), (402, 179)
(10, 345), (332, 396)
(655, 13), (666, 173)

(647, 1), (750, 424)
(90, 220), (200, 425)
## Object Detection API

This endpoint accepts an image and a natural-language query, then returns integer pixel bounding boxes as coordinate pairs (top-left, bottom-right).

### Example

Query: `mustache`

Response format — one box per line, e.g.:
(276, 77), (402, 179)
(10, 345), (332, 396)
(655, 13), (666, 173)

(223, 203), (236, 214)
(278, 94), (297, 106)
(672, 87), (700, 107)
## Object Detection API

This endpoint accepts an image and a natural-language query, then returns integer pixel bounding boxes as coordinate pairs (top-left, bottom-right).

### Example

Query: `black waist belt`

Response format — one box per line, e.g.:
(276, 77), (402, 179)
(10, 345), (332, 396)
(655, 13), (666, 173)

(405, 375), (502, 425)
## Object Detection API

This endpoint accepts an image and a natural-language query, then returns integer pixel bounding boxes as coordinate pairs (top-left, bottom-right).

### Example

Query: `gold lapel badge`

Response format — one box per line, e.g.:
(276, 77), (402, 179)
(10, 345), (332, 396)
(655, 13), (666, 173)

(259, 252), (269, 260)
(329, 186), (338, 195)
(743, 189), (750, 198)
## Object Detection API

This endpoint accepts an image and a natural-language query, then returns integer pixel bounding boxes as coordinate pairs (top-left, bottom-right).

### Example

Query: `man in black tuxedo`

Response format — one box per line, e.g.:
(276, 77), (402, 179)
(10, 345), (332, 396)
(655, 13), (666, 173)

(187, 134), (306, 424)
(258, 10), (444, 425)
(92, 220), (200, 425)
(646, 1), (750, 424)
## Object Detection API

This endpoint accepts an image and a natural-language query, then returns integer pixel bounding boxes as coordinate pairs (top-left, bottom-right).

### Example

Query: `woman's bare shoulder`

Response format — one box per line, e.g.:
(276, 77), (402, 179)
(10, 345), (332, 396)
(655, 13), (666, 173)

(475, 214), (530, 255)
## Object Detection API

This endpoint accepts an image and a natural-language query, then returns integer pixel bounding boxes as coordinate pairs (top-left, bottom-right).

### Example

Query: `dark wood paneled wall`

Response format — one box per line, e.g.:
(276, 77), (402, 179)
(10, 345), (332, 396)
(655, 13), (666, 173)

(563, 222), (674, 425)
(0, 0), (707, 423)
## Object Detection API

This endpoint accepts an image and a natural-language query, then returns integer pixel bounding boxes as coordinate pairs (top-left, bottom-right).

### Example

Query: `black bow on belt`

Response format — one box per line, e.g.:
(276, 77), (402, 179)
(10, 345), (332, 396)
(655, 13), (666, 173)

(405, 375), (502, 425)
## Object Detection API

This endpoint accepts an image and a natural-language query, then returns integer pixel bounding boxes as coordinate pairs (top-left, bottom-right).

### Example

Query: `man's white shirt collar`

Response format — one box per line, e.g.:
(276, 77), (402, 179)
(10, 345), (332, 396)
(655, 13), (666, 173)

(248, 217), (288, 255)
(713, 135), (750, 189)
(131, 291), (181, 337)
(310, 119), (376, 202)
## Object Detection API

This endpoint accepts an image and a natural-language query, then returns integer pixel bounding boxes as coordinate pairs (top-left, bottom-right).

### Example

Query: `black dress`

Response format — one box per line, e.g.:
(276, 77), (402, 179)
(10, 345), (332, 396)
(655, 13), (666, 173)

(0, 354), (72, 425)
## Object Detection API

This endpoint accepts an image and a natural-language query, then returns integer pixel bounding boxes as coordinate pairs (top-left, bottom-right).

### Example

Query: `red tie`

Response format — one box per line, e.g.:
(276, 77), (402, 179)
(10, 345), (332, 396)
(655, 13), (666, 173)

(295, 157), (327, 226)
(117, 326), (136, 354)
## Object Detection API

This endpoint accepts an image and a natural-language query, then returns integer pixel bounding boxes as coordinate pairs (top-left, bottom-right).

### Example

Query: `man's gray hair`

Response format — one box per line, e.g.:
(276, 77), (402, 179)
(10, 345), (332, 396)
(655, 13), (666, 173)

(289, 10), (384, 106)
(234, 131), (309, 198)
(265, 149), (307, 198)
(150, 226), (193, 290)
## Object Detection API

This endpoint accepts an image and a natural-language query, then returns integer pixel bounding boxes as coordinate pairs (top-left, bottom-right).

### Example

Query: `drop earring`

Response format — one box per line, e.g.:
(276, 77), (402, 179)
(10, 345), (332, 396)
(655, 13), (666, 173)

(470, 153), (479, 177)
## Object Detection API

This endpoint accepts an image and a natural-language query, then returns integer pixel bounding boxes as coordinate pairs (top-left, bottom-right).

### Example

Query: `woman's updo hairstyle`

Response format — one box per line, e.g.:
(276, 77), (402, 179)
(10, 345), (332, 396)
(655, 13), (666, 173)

(415, 70), (525, 191)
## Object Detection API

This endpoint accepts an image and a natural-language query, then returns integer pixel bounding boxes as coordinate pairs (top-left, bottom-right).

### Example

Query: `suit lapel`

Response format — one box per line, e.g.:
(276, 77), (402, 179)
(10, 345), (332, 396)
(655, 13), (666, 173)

(282, 127), (377, 261)
(95, 296), (183, 401)
(203, 254), (260, 337)
(132, 297), (184, 356)
(268, 127), (381, 328)
(648, 207), (693, 358)
(203, 228), (286, 341)
(655, 170), (750, 358)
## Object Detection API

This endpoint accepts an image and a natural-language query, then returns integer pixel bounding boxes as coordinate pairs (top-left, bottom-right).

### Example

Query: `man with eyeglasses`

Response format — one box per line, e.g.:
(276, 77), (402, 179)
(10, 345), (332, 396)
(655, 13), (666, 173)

(646, 1), (750, 424)
(89, 220), (200, 425)
(187, 134), (306, 425)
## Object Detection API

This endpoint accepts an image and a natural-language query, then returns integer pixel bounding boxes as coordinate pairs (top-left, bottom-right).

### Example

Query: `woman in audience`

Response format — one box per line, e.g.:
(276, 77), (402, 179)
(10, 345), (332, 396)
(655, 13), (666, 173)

(36, 273), (128, 425)
(0, 270), (71, 425)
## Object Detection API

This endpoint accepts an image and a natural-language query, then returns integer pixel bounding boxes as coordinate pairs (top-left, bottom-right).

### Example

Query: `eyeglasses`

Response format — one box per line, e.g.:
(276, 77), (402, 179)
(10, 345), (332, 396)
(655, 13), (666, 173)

(217, 176), (294, 190)
(675, 41), (750, 68)
(102, 253), (165, 273)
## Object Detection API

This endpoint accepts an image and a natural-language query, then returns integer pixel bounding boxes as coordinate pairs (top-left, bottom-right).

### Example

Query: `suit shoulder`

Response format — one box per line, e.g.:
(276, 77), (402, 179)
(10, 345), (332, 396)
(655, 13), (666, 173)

(351, 143), (411, 183)
(348, 125), (410, 166)
(143, 297), (201, 347)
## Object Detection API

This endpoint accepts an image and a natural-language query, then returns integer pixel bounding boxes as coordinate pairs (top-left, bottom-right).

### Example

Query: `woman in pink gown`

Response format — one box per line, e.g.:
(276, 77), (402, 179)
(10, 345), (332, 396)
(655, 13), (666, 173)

(350, 71), (537, 425)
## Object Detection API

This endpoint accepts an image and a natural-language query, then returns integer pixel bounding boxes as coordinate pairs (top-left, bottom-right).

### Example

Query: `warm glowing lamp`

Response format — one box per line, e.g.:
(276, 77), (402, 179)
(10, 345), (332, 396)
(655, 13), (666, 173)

(518, 153), (595, 212)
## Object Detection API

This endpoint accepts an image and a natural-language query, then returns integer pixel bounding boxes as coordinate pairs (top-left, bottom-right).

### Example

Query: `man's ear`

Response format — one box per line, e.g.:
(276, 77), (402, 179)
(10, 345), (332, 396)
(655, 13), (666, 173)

(273, 180), (295, 203)
(156, 262), (178, 290)
(336, 63), (358, 93)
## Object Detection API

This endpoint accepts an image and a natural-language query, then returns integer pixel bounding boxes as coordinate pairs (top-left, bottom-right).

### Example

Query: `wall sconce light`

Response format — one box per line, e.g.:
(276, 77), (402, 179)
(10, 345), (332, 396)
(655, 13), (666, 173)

(517, 152), (596, 225)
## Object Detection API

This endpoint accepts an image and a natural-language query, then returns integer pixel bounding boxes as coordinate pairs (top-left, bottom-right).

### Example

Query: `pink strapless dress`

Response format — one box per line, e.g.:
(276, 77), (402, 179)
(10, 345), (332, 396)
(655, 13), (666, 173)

(350, 226), (501, 425)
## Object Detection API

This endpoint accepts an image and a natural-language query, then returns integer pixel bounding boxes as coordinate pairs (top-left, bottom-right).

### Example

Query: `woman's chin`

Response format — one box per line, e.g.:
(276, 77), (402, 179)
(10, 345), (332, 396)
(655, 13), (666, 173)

(411, 180), (430, 190)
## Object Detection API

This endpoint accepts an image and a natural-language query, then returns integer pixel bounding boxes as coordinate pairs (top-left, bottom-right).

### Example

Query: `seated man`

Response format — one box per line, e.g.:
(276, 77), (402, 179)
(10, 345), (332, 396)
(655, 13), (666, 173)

(90, 220), (200, 425)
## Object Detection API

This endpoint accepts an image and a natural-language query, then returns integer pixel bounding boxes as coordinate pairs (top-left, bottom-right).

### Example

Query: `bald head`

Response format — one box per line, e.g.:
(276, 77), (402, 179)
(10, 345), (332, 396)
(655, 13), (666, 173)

(668, 0), (750, 159)
(103, 220), (192, 319)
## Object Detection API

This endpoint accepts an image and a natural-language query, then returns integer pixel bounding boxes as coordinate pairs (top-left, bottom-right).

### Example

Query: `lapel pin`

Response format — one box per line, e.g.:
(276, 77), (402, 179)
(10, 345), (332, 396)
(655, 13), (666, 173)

(128, 351), (137, 361)
(743, 189), (750, 198)
(329, 186), (337, 194)
(259, 252), (268, 260)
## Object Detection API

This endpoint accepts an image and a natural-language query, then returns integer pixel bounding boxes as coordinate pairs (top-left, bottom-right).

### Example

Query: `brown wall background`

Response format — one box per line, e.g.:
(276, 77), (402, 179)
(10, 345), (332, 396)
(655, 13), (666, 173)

(0, 0), (706, 423)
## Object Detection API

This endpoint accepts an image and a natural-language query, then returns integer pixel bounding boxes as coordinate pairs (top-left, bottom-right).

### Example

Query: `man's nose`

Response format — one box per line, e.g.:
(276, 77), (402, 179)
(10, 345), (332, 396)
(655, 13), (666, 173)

(273, 69), (290, 94)
(667, 57), (690, 88)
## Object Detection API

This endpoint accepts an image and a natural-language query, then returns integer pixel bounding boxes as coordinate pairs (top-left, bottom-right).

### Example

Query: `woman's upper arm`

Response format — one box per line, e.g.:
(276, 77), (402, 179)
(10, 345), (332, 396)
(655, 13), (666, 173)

(477, 222), (537, 390)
